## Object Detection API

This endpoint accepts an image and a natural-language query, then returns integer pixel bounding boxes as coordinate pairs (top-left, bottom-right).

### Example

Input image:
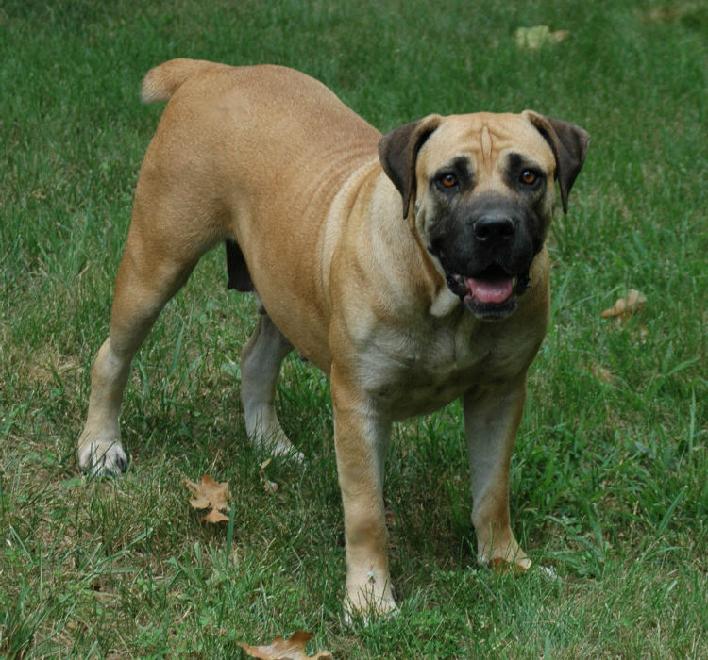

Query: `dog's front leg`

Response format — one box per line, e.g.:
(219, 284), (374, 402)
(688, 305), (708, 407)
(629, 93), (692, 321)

(464, 379), (531, 571)
(330, 365), (396, 617)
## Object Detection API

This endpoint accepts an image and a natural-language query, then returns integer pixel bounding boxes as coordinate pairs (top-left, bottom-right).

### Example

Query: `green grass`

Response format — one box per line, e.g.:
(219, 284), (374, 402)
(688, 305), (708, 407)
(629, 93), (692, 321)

(1, 0), (706, 656)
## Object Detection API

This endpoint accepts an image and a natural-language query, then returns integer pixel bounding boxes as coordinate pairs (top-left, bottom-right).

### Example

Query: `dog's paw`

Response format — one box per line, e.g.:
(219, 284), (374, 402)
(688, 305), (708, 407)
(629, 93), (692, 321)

(77, 437), (128, 476)
(269, 436), (305, 463)
(251, 427), (305, 463)
(343, 594), (398, 627)
(488, 556), (532, 572)
(343, 572), (397, 625)
(477, 537), (532, 572)
(482, 549), (532, 573)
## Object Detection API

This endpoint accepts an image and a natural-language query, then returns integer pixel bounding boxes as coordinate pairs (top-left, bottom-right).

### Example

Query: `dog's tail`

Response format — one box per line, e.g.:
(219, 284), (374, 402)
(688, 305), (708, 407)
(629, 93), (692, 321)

(141, 58), (224, 104)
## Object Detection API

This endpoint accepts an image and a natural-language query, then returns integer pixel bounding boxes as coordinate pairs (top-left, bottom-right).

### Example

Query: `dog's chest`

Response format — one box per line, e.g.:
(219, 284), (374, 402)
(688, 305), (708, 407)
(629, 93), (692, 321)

(357, 318), (525, 419)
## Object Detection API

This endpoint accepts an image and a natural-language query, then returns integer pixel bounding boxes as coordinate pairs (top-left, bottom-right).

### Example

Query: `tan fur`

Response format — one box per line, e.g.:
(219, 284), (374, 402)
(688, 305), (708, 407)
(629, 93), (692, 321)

(78, 59), (570, 616)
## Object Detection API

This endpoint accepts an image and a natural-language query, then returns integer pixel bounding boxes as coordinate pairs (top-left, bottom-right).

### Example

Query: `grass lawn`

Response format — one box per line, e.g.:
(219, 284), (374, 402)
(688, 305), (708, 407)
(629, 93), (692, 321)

(1, 0), (705, 656)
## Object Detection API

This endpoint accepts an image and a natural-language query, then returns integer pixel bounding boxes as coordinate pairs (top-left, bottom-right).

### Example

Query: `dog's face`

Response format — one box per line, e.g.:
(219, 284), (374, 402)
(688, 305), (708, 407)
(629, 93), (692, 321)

(380, 111), (589, 320)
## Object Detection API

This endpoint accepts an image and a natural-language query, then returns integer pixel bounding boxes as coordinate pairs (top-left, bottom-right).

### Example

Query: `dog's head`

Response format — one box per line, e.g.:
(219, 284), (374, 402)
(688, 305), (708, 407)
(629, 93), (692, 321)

(379, 111), (589, 320)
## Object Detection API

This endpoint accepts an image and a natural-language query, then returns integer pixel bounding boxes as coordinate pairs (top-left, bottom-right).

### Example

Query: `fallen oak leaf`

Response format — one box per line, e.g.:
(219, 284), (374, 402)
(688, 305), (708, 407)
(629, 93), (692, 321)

(184, 474), (230, 524)
(204, 508), (230, 523)
(600, 289), (647, 321)
(238, 630), (332, 659)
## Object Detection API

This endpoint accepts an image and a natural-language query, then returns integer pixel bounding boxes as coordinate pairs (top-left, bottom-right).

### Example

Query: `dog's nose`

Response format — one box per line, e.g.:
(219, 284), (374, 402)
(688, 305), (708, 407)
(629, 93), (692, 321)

(472, 215), (515, 242)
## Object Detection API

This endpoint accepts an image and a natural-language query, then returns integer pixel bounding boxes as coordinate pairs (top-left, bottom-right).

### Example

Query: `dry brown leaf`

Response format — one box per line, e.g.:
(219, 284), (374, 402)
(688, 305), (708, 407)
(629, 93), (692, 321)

(184, 474), (230, 524)
(238, 631), (332, 659)
(203, 508), (230, 523)
(514, 25), (570, 50)
(600, 289), (647, 321)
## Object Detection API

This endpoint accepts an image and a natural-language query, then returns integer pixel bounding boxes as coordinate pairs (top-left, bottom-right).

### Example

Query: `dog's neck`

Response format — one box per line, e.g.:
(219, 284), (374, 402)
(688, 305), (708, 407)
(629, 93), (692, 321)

(360, 167), (463, 321)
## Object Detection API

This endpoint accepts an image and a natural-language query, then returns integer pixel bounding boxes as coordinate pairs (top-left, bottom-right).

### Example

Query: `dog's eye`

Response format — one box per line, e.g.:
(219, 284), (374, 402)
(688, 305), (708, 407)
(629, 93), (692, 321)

(520, 170), (538, 186)
(439, 173), (458, 189)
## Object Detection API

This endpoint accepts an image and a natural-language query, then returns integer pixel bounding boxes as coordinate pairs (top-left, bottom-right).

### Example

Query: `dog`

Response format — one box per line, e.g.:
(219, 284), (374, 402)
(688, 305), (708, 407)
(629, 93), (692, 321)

(77, 58), (589, 615)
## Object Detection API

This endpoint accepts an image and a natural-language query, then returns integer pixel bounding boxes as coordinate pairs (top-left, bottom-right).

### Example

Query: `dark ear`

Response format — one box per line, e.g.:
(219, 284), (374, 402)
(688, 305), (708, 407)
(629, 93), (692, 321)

(523, 110), (590, 213)
(379, 114), (442, 218)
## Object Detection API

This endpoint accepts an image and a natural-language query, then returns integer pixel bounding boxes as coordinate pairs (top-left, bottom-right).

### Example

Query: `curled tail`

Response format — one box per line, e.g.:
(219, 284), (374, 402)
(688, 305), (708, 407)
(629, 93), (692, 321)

(141, 58), (226, 104)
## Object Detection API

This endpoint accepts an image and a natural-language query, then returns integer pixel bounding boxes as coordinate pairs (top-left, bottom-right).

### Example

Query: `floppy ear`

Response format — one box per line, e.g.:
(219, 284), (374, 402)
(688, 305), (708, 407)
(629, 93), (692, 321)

(523, 110), (590, 213)
(379, 114), (442, 219)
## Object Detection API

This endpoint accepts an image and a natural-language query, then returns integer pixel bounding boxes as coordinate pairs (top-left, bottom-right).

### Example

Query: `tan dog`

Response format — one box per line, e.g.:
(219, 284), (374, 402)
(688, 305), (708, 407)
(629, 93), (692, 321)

(77, 59), (588, 615)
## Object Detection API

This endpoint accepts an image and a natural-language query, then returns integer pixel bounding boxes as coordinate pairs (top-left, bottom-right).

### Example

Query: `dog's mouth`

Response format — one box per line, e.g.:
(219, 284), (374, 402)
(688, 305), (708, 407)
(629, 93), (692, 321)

(445, 264), (530, 320)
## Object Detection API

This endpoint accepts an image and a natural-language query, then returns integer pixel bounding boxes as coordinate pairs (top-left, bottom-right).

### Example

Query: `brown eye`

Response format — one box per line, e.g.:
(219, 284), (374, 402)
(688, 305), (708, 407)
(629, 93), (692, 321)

(440, 173), (458, 189)
(520, 170), (538, 185)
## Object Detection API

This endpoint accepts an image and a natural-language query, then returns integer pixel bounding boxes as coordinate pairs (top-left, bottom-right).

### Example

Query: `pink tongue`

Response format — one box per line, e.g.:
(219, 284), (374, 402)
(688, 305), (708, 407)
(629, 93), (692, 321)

(465, 276), (514, 304)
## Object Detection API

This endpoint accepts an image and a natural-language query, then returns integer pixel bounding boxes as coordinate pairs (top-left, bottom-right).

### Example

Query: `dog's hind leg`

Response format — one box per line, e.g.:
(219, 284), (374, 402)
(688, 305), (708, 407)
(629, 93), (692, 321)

(77, 198), (213, 475)
(240, 306), (302, 460)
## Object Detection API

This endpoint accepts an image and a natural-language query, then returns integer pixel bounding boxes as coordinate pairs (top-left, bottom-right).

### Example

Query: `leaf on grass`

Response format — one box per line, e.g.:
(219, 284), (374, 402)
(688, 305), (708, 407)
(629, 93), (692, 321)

(514, 25), (569, 50)
(259, 458), (279, 495)
(600, 289), (647, 321)
(204, 508), (230, 523)
(238, 631), (332, 659)
(184, 474), (230, 524)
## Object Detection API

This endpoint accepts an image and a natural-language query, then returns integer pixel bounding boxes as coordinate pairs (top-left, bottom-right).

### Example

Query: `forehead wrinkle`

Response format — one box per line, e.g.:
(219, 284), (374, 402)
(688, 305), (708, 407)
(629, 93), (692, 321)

(481, 124), (493, 161)
(424, 118), (554, 175)
(465, 124), (510, 174)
